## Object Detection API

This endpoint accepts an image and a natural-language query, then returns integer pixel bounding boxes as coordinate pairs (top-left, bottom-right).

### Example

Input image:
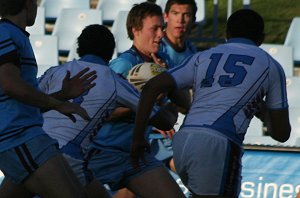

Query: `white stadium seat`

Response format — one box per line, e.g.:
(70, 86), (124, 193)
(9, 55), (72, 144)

(40, 0), (90, 21)
(260, 43), (294, 77)
(30, 35), (59, 77)
(52, 8), (102, 52)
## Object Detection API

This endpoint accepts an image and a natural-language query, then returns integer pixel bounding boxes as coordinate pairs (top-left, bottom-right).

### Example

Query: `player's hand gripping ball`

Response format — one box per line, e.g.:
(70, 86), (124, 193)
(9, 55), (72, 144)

(127, 62), (167, 91)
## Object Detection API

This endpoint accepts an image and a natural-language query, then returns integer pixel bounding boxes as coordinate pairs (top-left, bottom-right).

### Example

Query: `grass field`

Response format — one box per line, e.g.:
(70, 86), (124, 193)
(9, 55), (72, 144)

(193, 0), (300, 49)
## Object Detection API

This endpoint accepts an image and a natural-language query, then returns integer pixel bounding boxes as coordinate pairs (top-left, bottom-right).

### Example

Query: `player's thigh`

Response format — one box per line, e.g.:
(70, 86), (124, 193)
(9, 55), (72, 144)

(127, 166), (185, 198)
(24, 154), (86, 198)
(0, 177), (33, 198)
(84, 178), (111, 198)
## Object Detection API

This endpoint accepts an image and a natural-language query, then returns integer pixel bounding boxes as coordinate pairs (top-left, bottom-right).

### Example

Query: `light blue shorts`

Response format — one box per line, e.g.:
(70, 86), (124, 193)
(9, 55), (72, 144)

(172, 127), (243, 197)
(0, 134), (60, 183)
(149, 133), (173, 161)
(86, 148), (163, 191)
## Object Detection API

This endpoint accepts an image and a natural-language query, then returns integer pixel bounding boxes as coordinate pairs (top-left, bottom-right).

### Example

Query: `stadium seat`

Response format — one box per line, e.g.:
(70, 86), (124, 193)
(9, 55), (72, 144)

(286, 76), (300, 108)
(0, 170), (3, 185)
(26, 7), (45, 35)
(30, 35), (59, 77)
(260, 44), (294, 77)
(40, 0), (90, 22)
(52, 8), (102, 53)
(245, 117), (264, 137)
(111, 11), (133, 56)
(67, 42), (79, 62)
(96, 0), (143, 25)
(284, 17), (300, 65)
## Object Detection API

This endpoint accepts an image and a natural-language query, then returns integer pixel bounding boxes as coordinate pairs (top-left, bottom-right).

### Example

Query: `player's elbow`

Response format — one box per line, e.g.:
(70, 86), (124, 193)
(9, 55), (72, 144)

(271, 125), (291, 143)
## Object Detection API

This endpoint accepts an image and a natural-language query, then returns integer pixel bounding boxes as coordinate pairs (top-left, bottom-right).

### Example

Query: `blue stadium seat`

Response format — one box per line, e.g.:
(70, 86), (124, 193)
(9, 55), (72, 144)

(40, 0), (90, 22)
(96, 0), (143, 25)
(52, 8), (102, 53)
(284, 17), (300, 65)
(26, 7), (45, 35)
(260, 43), (294, 77)
(111, 11), (133, 56)
(30, 35), (59, 77)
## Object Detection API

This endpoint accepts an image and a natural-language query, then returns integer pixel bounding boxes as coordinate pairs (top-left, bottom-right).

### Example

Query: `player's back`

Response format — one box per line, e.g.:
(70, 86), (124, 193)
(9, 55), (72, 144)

(178, 39), (287, 144)
(39, 60), (118, 148)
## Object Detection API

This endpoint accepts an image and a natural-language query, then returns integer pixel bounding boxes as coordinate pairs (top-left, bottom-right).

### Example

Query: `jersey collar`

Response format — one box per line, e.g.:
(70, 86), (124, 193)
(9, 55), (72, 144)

(79, 54), (107, 65)
(0, 18), (30, 37)
(226, 38), (257, 46)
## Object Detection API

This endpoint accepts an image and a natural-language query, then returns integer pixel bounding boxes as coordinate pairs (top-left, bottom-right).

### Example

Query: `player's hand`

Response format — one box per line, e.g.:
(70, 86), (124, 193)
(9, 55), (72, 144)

(151, 53), (168, 68)
(61, 68), (97, 99)
(154, 128), (175, 139)
(130, 139), (150, 169)
(106, 107), (132, 121)
(55, 101), (91, 122)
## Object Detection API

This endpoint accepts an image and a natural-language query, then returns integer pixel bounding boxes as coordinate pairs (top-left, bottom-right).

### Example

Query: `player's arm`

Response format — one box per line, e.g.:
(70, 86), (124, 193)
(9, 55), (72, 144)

(255, 101), (290, 142)
(106, 107), (133, 122)
(131, 72), (176, 168)
(50, 68), (97, 101)
(0, 63), (91, 121)
(167, 89), (191, 114)
(264, 108), (290, 142)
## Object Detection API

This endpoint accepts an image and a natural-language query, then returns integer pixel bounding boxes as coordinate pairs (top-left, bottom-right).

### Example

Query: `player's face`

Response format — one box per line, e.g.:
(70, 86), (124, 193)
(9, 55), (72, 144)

(164, 4), (194, 39)
(26, 0), (38, 27)
(133, 15), (164, 55)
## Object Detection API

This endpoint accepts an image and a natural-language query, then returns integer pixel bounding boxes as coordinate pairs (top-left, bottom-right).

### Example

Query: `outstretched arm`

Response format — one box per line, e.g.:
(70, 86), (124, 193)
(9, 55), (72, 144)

(255, 101), (290, 142)
(130, 72), (176, 168)
(266, 108), (291, 142)
(0, 63), (91, 122)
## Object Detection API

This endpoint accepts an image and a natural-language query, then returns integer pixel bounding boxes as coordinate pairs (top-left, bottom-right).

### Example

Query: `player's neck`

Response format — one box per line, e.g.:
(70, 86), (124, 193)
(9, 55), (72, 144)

(165, 32), (186, 52)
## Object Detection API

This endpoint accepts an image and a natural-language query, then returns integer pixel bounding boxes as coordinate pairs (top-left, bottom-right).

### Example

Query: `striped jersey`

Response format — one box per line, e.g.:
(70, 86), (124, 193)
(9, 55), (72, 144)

(39, 55), (150, 157)
(168, 38), (288, 145)
(0, 19), (44, 152)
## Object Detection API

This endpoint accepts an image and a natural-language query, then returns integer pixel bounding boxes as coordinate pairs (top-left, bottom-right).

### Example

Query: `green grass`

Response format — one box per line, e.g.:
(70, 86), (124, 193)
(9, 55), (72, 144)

(192, 0), (300, 49)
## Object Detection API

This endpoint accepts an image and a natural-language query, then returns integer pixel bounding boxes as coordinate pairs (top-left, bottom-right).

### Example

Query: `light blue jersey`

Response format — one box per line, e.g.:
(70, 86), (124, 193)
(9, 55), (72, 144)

(169, 38), (288, 145)
(39, 55), (153, 158)
(109, 46), (172, 78)
(159, 36), (197, 68)
(92, 47), (168, 152)
(0, 19), (44, 152)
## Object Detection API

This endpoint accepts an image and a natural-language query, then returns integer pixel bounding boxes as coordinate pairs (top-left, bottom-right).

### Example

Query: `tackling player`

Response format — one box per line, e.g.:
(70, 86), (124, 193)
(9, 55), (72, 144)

(130, 9), (291, 198)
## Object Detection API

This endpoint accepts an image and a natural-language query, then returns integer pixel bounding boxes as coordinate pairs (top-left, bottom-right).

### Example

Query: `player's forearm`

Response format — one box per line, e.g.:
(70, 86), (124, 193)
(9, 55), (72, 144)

(0, 71), (63, 111)
(49, 90), (69, 102)
(132, 86), (160, 141)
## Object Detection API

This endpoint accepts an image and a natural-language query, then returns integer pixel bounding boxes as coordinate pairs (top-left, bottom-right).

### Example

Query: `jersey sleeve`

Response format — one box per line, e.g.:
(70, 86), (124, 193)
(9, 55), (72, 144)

(38, 66), (60, 93)
(109, 58), (134, 78)
(167, 53), (198, 89)
(111, 70), (159, 116)
(265, 58), (289, 109)
(0, 28), (20, 67)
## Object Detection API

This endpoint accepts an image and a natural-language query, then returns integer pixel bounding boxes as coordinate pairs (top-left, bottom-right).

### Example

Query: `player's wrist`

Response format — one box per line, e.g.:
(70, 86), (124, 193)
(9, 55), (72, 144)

(46, 96), (65, 111)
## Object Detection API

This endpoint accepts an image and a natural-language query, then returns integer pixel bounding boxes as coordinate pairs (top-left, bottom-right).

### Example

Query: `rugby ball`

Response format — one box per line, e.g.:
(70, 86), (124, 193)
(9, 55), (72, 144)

(127, 62), (167, 91)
